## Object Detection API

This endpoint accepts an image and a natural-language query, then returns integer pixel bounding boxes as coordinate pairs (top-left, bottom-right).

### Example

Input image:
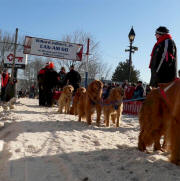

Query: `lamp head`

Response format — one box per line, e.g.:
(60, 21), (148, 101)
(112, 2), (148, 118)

(128, 27), (135, 42)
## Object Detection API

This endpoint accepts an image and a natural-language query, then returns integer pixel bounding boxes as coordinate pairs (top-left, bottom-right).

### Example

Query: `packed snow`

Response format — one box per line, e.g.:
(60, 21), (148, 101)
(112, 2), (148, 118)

(0, 98), (179, 181)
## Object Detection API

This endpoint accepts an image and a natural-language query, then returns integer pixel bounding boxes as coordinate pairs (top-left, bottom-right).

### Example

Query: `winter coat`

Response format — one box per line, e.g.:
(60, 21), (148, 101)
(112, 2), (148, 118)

(65, 69), (81, 87)
(132, 85), (144, 99)
(37, 67), (48, 87)
(44, 68), (58, 89)
(149, 35), (177, 87)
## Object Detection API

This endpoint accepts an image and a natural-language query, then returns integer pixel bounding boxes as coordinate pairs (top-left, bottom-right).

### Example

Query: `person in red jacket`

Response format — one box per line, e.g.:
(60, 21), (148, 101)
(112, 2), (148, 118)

(125, 83), (136, 100)
(1, 69), (9, 101)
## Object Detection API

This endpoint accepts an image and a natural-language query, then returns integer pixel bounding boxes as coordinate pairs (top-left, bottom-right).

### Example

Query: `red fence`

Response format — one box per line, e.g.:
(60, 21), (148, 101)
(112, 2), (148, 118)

(123, 101), (142, 115)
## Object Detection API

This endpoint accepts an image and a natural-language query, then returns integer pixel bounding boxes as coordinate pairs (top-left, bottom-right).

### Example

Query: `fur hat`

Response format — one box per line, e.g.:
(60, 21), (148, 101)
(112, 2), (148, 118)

(155, 26), (169, 35)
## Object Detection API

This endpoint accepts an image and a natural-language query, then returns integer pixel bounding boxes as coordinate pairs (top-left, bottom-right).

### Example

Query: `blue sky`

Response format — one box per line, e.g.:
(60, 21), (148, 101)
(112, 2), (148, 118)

(0, 0), (180, 83)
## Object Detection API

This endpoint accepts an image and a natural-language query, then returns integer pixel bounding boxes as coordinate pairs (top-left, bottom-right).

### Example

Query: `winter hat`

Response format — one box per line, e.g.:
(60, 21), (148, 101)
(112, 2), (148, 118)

(70, 64), (74, 69)
(49, 62), (54, 69)
(155, 26), (169, 35)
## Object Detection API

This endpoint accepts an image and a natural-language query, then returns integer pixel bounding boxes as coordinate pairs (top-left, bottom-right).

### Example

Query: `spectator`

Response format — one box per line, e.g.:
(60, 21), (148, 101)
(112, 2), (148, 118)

(132, 81), (144, 99)
(44, 62), (58, 107)
(149, 26), (177, 87)
(29, 85), (35, 98)
(1, 69), (9, 101)
(145, 85), (152, 96)
(58, 66), (66, 89)
(4, 73), (17, 102)
(65, 64), (81, 94)
(37, 62), (50, 106)
(122, 80), (128, 90)
(125, 83), (136, 100)
(103, 83), (113, 100)
(18, 89), (23, 98)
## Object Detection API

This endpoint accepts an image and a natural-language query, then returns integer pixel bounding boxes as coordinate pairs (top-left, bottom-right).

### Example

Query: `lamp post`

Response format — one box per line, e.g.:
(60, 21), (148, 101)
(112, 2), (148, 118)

(125, 27), (138, 82)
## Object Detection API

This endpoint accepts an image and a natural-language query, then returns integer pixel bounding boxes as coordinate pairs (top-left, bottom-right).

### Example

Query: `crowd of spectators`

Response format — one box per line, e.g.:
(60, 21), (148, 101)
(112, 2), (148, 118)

(102, 80), (150, 101)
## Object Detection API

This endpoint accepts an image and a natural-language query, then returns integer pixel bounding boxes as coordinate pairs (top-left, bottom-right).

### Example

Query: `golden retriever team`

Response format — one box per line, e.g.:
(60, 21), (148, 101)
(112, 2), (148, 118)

(138, 80), (180, 165)
(77, 80), (103, 126)
(58, 85), (74, 114)
(103, 87), (124, 127)
(70, 87), (86, 115)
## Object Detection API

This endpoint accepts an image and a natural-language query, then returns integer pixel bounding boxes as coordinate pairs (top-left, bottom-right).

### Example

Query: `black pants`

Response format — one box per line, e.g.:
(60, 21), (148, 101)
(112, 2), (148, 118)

(44, 87), (53, 107)
(1, 87), (6, 101)
(39, 85), (46, 106)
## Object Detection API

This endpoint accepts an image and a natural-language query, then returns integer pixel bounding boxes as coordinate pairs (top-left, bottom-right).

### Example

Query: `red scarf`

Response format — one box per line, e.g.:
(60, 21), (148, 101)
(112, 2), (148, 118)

(149, 34), (172, 68)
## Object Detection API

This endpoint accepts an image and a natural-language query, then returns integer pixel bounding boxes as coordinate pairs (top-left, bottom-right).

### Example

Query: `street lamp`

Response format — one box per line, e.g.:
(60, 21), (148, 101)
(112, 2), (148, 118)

(125, 27), (138, 82)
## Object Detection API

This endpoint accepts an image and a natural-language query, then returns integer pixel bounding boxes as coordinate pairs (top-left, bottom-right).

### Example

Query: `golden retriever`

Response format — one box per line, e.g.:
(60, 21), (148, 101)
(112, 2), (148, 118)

(138, 88), (169, 152)
(103, 87), (124, 127)
(70, 87), (86, 115)
(77, 80), (103, 126)
(58, 85), (74, 114)
(138, 79), (180, 165)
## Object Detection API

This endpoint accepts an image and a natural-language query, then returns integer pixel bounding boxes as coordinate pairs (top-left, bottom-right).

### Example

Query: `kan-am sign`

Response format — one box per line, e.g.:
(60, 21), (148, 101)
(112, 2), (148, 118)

(24, 36), (83, 61)
(4, 51), (27, 69)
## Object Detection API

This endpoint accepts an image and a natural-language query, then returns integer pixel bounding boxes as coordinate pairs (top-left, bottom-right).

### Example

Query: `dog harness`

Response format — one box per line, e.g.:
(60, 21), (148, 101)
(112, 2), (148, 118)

(159, 78), (180, 124)
(159, 78), (179, 100)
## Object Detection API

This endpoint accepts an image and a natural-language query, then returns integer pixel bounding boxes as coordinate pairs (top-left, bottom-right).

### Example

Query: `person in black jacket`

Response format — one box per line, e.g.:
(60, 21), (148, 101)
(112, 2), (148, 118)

(37, 62), (50, 106)
(44, 62), (58, 107)
(65, 65), (81, 94)
(149, 26), (177, 87)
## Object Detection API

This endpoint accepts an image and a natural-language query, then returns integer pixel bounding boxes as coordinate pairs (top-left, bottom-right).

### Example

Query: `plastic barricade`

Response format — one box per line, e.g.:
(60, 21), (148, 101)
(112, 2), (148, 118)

(53, 91), (62, 101)
(123, 101), (142, 115)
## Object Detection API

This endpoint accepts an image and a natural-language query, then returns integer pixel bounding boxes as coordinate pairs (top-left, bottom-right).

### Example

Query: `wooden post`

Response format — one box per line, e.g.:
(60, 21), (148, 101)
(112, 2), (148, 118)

(11, 28), (18, 81)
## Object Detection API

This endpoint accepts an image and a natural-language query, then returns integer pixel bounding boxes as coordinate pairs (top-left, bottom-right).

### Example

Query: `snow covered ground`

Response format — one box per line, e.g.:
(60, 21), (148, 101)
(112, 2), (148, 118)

(0, 98), (180, 181)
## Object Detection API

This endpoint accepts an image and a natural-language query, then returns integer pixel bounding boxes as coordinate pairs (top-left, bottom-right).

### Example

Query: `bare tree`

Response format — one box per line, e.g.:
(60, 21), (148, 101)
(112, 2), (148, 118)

(22, 57), (44, 88)
(55, 30), (111, 80)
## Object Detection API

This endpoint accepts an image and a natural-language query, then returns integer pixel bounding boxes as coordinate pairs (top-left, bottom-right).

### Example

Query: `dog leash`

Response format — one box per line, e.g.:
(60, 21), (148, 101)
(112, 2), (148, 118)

(100, 97), (145, 107)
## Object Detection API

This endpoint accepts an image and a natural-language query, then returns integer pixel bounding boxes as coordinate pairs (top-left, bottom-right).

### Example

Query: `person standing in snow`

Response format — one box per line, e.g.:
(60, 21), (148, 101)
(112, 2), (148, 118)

(149, 26), (177, 87)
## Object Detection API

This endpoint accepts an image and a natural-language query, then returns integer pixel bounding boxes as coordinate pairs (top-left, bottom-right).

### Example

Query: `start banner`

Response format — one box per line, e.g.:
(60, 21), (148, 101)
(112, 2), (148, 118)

(24, 36), (83, 61)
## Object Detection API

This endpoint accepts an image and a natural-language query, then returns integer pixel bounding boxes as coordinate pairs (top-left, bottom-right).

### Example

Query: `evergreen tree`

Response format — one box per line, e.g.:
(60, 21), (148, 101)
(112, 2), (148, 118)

(112, 60), (140, 83)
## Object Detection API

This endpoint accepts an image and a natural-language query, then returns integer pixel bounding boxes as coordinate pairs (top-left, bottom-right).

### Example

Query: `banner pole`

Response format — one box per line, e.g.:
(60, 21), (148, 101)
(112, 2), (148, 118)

(85, 38), (90, 88)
